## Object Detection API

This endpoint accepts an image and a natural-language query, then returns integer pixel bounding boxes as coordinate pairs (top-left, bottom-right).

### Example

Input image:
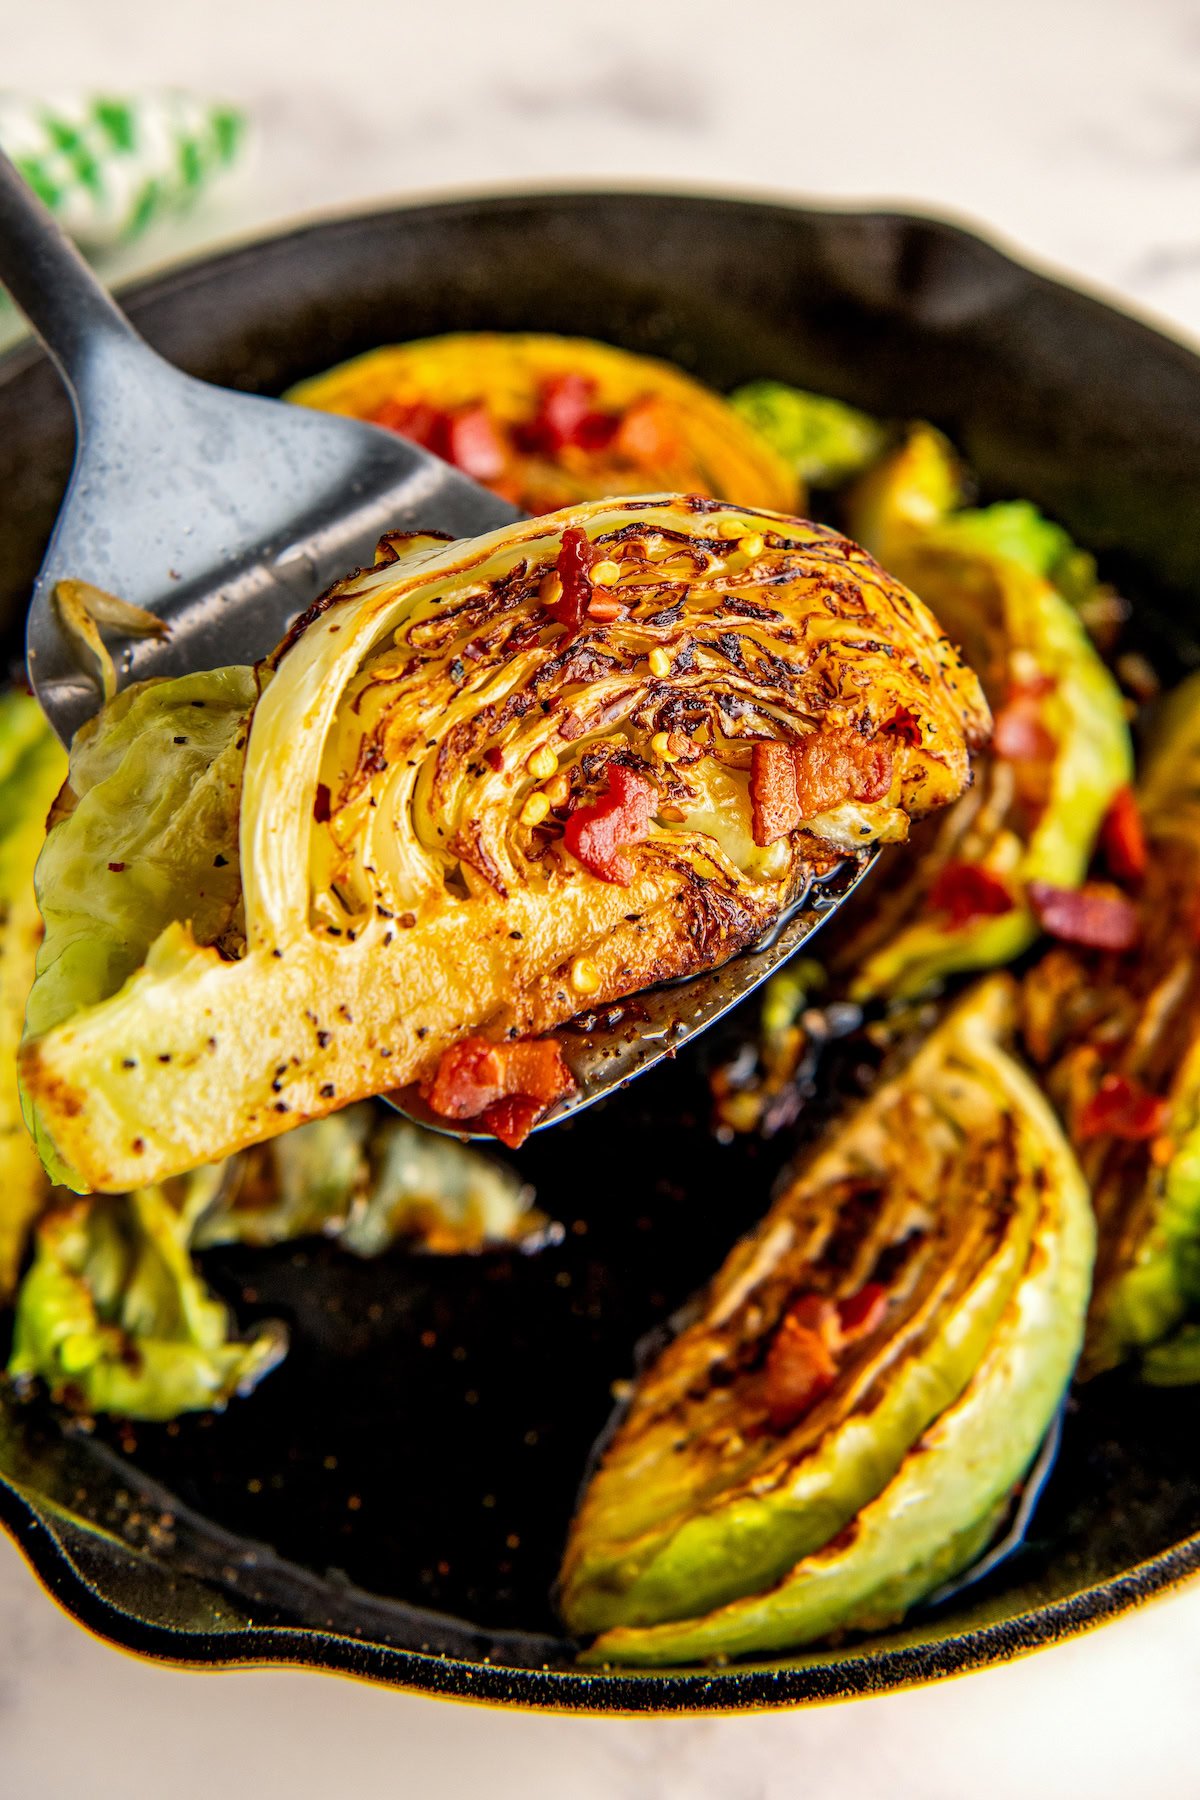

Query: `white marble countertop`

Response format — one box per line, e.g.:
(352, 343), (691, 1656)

(4, 0), (1200, 1793)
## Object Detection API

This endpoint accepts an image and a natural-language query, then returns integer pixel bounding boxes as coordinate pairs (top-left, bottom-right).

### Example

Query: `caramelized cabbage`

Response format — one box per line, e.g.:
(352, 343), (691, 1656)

(22, 497), (988, 1192)
(562, 979), (1092, 1663)
(0, 693), (67, 1296)
(835, 426), (1130, 999)
(288, 333), (799, 516)
(1021, 672), (1200, 1376)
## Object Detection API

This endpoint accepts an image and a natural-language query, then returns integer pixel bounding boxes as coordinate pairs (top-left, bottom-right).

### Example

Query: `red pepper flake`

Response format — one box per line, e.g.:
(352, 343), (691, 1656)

(421, 1035), (575, 1148)
(483, 746), (505, 772)
(313, 783), (332, 824)
(928, 861), (1016, 928)
(837, 1281), (888, 1339)
(883, 705), (923, 747)
(749, 730), (894, 848)
(1028, 880), (1141, 951)
(107, 861), (126, 873)
(763, 1302), (838, 1431)
(1077, 1072), (1169, 1143)
(563, 765), (657, 884)
(549, 526), (595, 632)
(1101, 785), (1148, 885)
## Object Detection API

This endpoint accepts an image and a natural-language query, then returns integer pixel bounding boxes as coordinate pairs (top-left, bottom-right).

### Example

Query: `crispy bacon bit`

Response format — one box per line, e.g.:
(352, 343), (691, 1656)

(313, 783), (332, 823)
(1028, 880), (1141, 951)
(883, 705), (923, 747)
(749, 730), (894, 847)
(549, 527), (595, 631)
(1101, 785), (1148, 885)
(614, 395), (680, 469)
(763, 1305), (838, 1431)
(837, 1281), (888, 1339)
(749, 742), (801, 845)
(421, 1035), (575, 1148)
(372, 397), (508, 482)
(928, 861), (1016, 929)
(517, 373), (621, 455)
(1077, 1072), (1169, 1143)
(444, 404), (507, 481)
(992, 691), (1056, 764)
(563, 765), (657, 884)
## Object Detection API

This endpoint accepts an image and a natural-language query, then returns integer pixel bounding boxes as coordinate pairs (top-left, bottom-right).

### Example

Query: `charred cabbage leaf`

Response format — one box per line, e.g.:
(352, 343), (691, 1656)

(289, 333), (800, 517)
(560, 978), (1093, 1664)
(9, 1166), (286, 1421)
(10, 1106), (540, 1421)
(196, 1105), (543, 1256)
(1021, 671), (1200, 1377)
(728, 382), (888, 488)
(834, 425), (1130, 999)
(0, 692), (68, 1297)
(21, 497), (988, 1192)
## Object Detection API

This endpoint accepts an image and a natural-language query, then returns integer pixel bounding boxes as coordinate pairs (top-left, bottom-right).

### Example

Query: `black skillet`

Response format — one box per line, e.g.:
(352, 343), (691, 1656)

(2, 191), (1200, 1713)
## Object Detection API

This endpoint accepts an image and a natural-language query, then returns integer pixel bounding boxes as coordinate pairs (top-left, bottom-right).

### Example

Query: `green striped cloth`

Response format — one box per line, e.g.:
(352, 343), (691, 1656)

(0, 92), (245, 251)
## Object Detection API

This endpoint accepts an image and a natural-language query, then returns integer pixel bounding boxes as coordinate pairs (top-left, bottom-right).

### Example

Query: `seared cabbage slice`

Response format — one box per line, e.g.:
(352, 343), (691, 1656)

(9, 1166), (286, 1421)
(9, 1106), (539, 1421)
(195, 1105), (542, 1256)
(835, 426), (1130, 999)
(560, 978), (1093, 1664)
(288, 333), (799, 517)
(0, 693), (67, 1297)
(22, 497), (988, 1192)
(1021, 672), (1200, 1377)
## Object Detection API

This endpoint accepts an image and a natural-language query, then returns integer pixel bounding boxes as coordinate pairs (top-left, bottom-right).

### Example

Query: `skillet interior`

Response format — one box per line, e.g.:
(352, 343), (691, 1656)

(2, 192), (1200, 1712)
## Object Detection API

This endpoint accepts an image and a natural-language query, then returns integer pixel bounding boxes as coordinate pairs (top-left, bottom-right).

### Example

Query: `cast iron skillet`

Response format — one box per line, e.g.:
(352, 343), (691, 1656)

(2, 192), (1200, 1714)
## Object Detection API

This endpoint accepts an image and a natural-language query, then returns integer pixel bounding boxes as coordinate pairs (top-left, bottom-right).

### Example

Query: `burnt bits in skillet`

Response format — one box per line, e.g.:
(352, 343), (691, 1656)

(2, 193), (1200, 1707)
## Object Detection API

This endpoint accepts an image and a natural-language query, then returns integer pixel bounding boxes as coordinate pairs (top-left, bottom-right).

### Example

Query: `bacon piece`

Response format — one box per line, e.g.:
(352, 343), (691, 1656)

(421, 1035), (575, 1147)
(1077, 1072), (1169, 1143)
(749, 742), (801, 846)
(837, 1281), (888, 1339)
(1028, 880), (1141, 951)
(1101, 785), (1148, 885)
(444, 404), (507, 480)
(563, 765), (657, 884)
(992, 692), (1056, 764)
(749, 730), (894, 847)
(517, 373), (620, 455)
(763, 1301), (838, 1431)
(928, 861), (1016, 929)
(614, 395), (680, 468)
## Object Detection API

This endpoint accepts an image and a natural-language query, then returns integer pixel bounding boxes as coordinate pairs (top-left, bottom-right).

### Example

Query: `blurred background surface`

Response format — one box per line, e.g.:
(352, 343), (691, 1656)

(4, 1), (1200, 1794)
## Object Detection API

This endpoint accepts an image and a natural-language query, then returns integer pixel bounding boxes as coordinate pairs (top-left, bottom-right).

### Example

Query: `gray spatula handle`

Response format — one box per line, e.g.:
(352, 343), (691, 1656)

(0, 145), (141, 405)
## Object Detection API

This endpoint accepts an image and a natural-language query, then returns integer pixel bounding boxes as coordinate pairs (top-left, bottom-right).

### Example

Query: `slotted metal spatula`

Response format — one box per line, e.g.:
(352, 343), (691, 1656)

(0, 147), (877, 1134)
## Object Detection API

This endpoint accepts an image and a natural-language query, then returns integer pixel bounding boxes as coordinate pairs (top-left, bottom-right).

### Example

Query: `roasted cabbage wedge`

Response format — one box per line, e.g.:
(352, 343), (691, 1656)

(728, 382), (888, 489)
(10, 1104), (541, 1421)
(288, 333), (799, 517)
(0, 692), (68, 1297)
(560, 978), (1093, 1665)
(1022, 673), (1200, 1378)
(835, 425), (1130, 1000)
(21, 497), (988, 1192)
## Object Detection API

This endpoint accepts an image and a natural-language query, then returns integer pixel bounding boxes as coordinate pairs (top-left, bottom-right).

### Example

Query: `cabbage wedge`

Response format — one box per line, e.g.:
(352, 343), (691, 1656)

(289, 332), (800, 517)
(21, 497), (988, 1192)
(835, 426), (1130, 1000)
(0, 692), (68, 1297)
(561, 977), (1093, 1664)
(1022, 672), (1200, 1377)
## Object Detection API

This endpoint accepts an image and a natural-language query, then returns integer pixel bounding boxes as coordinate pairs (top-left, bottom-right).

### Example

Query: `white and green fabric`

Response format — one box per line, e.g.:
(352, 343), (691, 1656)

(0, 92), (245, 252)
